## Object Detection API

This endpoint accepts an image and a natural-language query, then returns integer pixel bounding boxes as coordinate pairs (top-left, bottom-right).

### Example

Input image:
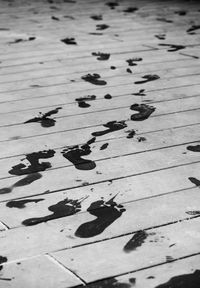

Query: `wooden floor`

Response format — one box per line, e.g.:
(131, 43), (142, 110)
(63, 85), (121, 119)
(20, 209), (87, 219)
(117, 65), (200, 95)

(0, 0), (200, 286)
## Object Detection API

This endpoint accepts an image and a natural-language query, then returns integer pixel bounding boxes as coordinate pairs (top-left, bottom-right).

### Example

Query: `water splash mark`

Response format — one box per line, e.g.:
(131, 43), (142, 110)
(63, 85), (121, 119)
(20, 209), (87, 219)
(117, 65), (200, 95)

(106, 2), (119, 9)
(22, 196), (87, 226)
(155, 34), (166, 40)
(6, 198), (44, 209)
(123, 230), (148, 253)
(134, 74), (160, 84)
(61, 144), (96, 170)
(61, 37), (77, 45)
(92, 120), (127, 137)
(104, 93), (112, 99)
(0, 173), (42, 194)
(123, 7), (138, 13)
(92, 52), (110, 60)
(159, 43), (185, 52)
(75, 195), (126, 238)
(51, 16), (60, 21)
(125, 129), (136, 139)
(100, 143), (109, 150)
(127, 68), (132, 74)
(130, 103), (155, 121)
(81, 73), (107, 85)
(9, 150), (55, 176)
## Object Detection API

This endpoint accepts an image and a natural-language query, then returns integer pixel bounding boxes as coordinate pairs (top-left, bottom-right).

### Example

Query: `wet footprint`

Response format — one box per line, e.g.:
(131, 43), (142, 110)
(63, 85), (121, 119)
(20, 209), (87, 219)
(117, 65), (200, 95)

(92, 120), (127, 136)
(134, 74), (160, 84)
(96, 24), (109, 30)
(81, 73), (107, 85)
(75, 196), (126, 238)
(92, 52), (110, 60)
(75, 95), (96, 108)
(61, 144), (96, 170)
(123, 7), (138, 13)
(0, 173), (42, 194)
(123, 230), (148, 252)
(187, 145), (200, 152)
(22, 197), (85, 226)
(130, 104), (156, 121)
(155, 34), (166, 40)
(90, 15), (102, 20)
(106, 2), (119, 9)
(9, 150), (55, 176)
(24, 107), (62, 127)
(61, 37), (77, 45)
(126, 57), (142, 66)
(159, 43), (185, 52)
(132, 89), (146, 96)
(6, 198), (44, 209)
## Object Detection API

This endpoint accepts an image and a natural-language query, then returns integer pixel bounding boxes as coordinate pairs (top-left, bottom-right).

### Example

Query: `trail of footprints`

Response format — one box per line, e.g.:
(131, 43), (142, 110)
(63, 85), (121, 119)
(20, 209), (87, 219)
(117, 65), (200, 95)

(1, 0), (200, 285)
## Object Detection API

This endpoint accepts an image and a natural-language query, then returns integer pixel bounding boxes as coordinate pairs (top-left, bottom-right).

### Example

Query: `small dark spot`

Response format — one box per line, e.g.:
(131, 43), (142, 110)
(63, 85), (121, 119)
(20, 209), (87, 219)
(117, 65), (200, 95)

(92, 52), (110, 60)
(126, 68), (132, 74)
(86, 277), (131, 288)
(129, 278), (136, 284)
(61, 37), (77, 45)
(89, 32), (103, 35)
(159, 43), (185, 52)
(63, 15), (75, 20)
(75, 95), (96, 108)
(96, 24), (109, 30)
(147, 276), (155, 279)
(110, 66), (116, 70)
(155, 34), (166, 40)
(100, 143), (109, 150)
(104, 93), (112, 99)
(166, 255), (174, 262)
(106, 2), (119, 9)
(90, 15), (102, 21)
(175, 10), (187, 16)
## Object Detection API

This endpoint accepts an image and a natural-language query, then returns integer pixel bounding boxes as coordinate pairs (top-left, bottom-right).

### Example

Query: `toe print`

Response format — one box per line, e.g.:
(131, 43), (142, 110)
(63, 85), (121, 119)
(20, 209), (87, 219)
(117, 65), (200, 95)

(75, 196), (126, 238)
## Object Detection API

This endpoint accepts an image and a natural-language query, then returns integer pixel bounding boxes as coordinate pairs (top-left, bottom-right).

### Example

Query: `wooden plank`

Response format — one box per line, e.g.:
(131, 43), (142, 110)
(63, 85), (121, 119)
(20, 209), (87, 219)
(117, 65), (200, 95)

(0, 255), (82, 288)
(51, 217), (200, 282)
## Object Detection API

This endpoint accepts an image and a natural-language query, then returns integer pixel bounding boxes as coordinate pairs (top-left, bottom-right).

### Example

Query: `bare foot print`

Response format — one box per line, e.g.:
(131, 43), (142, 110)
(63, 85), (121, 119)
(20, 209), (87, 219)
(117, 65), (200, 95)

(22, 197), (85, 226)
(92, 120), (127, 136)
(61, 37), (77, 45)
(9, 150), (55, 176)
(187, 145), (200, 152)
(6, 198), (44, 209)
(92, 52), (110, 60)
(0, 173), (42, 194)
(81, 73), (107, 85)
(126, 57), (142, 66)
(159, 43), (185, 52)
(123, 230), (148, 253)
(96, 24), (109, 30)
(75, 196), (126, 238)
(61, 144), (96, 170)
(24, 107), (62, 128)
(130, 104), (155, 121)
(75, 95), (96, 108)
(90, 15), (102, 20)
(134, 74), (160, 84)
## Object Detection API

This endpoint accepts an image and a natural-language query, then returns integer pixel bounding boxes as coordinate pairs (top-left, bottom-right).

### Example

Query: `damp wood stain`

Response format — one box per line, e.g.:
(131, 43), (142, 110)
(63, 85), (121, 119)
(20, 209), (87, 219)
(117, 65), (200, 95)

(82, 73), (107, 85)
(24, 107), (62, 127)
(123, 230), (148, 252)
(130, 103), (156, 121)
(92, 121), (127, 136)
(75, 195), (126, 238)
(0, 173), (42, 194)
(22, 197), (85, 226)
(9, 150), (55, 176)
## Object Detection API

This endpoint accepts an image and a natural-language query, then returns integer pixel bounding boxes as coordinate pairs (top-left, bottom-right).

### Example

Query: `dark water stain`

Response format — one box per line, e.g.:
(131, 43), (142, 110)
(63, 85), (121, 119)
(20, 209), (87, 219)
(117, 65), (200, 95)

(137, 136), (146, 142)
(24, 107), (62, 127)
(0, 28), (10, 31)
(75, 195), (126, 238)
(132, 89), (146, 96)
(186, 210), (200, 215)
(155, 34), (166, 40)
(124, 7), (138, 13)
(187, 25), (200, 34)
(188, 177), (200, 187)
(61, 37), (77, 45)
(187, 145), (200, 152)
(123, 230), (148, 252)
(126, 68), (132, 74)
(63, 15), (75, 19)
(89, 32), (103, 35)
(85, 277), (132, 288)
(91, 15), (102, 20)
(6, 198), (44, 209)
(8, 37), (35, 44)
(134, 74), (160, 84)
(130, 103), (155, 121)
(104, 93), (112, 99)
(0, 173), (42, 194)
(96, 24), (109, 30)
(61, 144), (96, 170)
(155, 270), (200, 288)
(175, 10), (187, 16)
(126, 57), (142, 66)
(159, 43), (185, 52)
(22, 197), (85, 226)
(100, 143), (109, 150)
(110, 66), (116, 70)
(92, 52), (110, 60)
(92, 120), (127, 137)
(9, 150), (55, 176)
(156, 17), (173, 23)
(87, 137), (96, 145)
(51, 16), (60, 20)
(0, 256), (7, 271)
(81, 73), (107, 85)
(106, 2), (119, 9)
(129, 278), (136, 285)
(75, 95), (96, 108)
(126, 129), (136, 139)
(147, 276), (155, 279)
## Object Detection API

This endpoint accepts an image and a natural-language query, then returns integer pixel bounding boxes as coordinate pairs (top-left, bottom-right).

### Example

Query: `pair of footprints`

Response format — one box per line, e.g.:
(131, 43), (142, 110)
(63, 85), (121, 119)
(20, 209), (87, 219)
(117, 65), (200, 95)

(21, 195), (126, 238)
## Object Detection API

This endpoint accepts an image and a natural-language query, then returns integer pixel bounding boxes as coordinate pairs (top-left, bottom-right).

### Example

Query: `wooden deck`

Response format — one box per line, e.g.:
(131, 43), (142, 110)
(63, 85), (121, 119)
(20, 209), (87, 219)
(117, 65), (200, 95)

(0, 0), (200, 287)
